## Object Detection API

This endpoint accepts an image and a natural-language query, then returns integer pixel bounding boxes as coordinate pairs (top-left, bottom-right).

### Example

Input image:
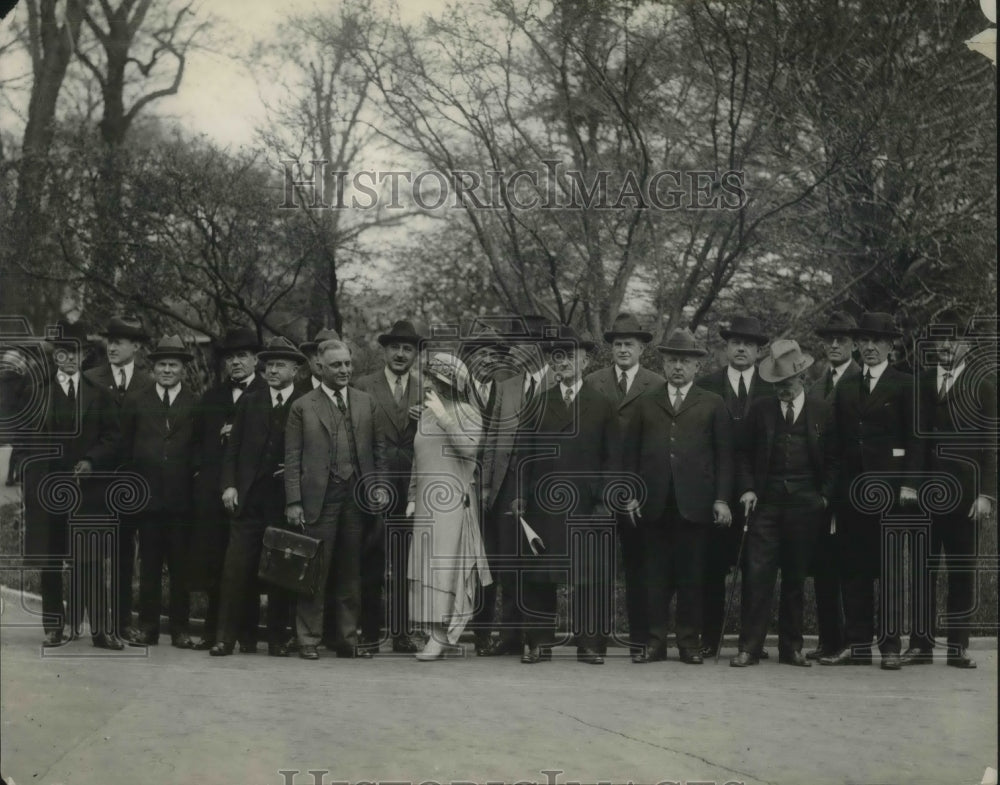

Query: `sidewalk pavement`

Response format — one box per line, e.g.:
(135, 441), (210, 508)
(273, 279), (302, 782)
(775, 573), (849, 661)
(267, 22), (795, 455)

(2, 588), (997, 785)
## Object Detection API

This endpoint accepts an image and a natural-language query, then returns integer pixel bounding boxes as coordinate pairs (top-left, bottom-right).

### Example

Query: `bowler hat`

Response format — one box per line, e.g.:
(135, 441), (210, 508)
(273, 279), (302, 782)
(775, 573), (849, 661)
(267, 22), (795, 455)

(656, 328), (707, 357)
(298, 328), (341, 354)
(542, 324), (597, 353)
(219, 327), (260, 354)
(46, 318), (91, 348)
(759, 339), (815, 383)
(99, 315), (149, 341)
(147, 335), (194, 362)
(258, 336), (307, 364)
(852, 312), (902, 339)
(719, 315), (769, 345)
(603, 312), (653, 344)
(815, 311), (858, 337)
(377, 320), (422, 346)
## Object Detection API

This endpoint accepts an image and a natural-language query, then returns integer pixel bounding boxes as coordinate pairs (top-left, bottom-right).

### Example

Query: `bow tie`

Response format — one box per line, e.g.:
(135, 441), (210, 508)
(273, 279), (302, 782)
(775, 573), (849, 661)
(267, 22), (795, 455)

(230, 378), (251, 390)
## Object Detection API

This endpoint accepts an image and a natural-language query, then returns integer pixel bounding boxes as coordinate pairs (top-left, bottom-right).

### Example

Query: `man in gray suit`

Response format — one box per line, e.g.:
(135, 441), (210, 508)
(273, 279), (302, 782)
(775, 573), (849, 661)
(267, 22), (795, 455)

(284, 340), (388, 660)
(584, 312), (664, 660)
(804, 311), (861, 660)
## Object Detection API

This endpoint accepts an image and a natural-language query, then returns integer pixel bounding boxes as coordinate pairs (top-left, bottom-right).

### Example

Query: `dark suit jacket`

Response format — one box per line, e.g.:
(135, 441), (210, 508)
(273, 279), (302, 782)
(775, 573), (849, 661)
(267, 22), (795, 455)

(628, 383), (734, 525)
(908, 366), (997, 505)
(284, 386), (388, 525)
(220, 385), (307, 518)
(84, 361), (154, 407)
(352, 368), (420, 503)
(120, 385), (201, 515)
(522, 382), (620, 575)
(737, 395), (831, 499)
(824, 365), (916, 504)
(807, 359), (862, 402)
(22, 374), (121, 555)
(585, 364), (665, 436)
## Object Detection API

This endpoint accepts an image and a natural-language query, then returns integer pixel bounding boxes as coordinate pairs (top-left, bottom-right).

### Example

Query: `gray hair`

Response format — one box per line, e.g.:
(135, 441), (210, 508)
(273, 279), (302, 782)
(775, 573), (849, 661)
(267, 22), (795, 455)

(317, 339), (350, 357)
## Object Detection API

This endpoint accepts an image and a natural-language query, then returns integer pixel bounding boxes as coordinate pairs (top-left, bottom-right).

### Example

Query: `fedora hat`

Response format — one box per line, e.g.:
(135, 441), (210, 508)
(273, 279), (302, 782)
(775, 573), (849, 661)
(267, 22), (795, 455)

(298, 328), (341, 354)
(46, 318), (91, 348)
(148, 335), (194, 362)
(541, 324), (597, 353)
(459, 324), (509, 354)
(932, 309), (967, 334)
(99, 315), (149, 341)
(656, 327), (707, 357)
(258, 336), (307, 364)
(219, 326), (259, 354)
(377, 320), (422, 346)
(500, 314), (549, 342)
(759, 339), (815, 383)
(603, 312), (653, 344)
(852, 312), (902, 339)
(719, 315), (769, 345)
(815, 311), (858, 337)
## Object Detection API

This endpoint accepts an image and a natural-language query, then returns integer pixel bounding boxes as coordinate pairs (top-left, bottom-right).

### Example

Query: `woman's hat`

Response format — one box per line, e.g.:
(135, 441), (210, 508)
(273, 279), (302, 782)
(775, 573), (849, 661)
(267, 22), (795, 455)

(426, 352), (471, 394)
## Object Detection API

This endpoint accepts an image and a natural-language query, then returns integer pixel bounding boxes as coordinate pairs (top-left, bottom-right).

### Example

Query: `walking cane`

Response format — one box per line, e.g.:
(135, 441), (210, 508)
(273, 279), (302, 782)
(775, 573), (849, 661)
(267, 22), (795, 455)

(715, 507), (753, 664)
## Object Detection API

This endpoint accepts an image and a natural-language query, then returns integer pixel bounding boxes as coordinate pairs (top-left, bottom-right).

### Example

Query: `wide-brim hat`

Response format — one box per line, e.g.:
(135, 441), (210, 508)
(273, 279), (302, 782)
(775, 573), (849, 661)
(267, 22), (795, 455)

(541, 324), (597, 353)
(458, 324), (509, 355)
(298, 328), (341, 354)
(377, 320), (422, 346)
(147, 334), (193, 362)
(719, 315), (769, 345)
(815, 311), (858, 337)
(656, 327), (707, 357)
(99, 315), (149, 341)
(426, 352), (471, 394)
(258, 336), (307, 364)
(46, 318), (91, 348)
(603, 312), (653, 343)
(759, 339), (815, 383)
(219, 326), (260, 354)
(852, 312), (902, 339)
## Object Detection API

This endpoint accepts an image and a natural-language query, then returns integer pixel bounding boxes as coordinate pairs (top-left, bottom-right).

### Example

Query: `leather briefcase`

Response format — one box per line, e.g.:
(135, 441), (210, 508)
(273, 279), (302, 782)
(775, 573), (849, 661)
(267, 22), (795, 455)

(258, 526), (326, 598)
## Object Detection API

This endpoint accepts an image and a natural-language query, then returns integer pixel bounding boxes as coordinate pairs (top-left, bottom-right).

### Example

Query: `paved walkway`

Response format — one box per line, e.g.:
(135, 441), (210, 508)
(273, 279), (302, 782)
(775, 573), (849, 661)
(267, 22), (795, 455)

(1, 588), (996, 785)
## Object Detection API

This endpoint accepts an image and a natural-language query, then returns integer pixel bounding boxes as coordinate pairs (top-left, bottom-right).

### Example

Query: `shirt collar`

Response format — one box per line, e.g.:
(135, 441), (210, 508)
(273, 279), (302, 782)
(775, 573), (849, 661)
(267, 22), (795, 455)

(727, 365), (754, 392)
(781, 390), (806, 422)
(155, 382), (181, 401)
(668, 380), (694, 397)
(311, 375), (321, 389)
(831, 359), (852, 380)
(57, 371), (80, 389)
(864, 359), (889, 380)
(939, 361), (965, 384)
(270, 384), (295, 405)
(111, 360), (134, 384)
(320, 382), (345, 401)
(560, 378), (583, 399)
(384, 366), (409, 391)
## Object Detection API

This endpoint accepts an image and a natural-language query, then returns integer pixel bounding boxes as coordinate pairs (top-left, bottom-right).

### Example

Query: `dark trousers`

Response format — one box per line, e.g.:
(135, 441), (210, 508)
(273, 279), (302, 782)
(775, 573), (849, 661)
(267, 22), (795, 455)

(137, 512), (191, 636)
(839, 509), (901, 655)
(39, 516), (113, 637)
(297, 477), (363, 649)
(618, 516), (648, 649)
(738, 486), (821, 656)
(809, 516), (845, 653)
(701, 508), (742, 651)
(359, 482), (413, 642)
(471, 504), (524, 645)
(114, 518), (138, 634)
(217, 514), (291, 646)
(645, 501), (709, 652)
(908, 511), (976, 651)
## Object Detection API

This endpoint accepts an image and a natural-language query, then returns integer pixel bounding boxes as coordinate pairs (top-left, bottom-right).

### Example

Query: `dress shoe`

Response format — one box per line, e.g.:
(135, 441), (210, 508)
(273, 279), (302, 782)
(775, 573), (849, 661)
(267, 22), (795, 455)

(284, 637), (300, 653)
(299, 645), (320, 660)
(336, 646), (374, 659)
(678, 648), (703, 664)
(819, 647), (872, 666)
(474, 633), (494, 656)
(778, 651), (811, 667)
(881, 653), (902, 670)
(42, 630), (65, 646)
(805, 647), (830, 661)
(900, 646), (933, 665)
(91, 632), (125, 651)
(576, 647), (604, 665)
(209, 642), (234, 657)
(947, 648), (977, 669)
(124, 627), (156, 645)
(632, 647), (666, 664)
(758, 648), (770, 660)
(192, 638), (215, 651)
(392, 636), (419, 654)
(729, 651), (759, 667)
(171, 633), (195, 649)
(267, 643), (290, 657)
(699, 645), (717, 659)
(238, 641), (258, 654)
(521, 644), (542, 664)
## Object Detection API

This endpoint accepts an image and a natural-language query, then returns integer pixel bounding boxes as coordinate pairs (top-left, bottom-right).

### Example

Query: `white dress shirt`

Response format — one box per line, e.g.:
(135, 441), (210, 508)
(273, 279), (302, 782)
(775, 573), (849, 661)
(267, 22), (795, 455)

(863, 359), (889, 391)
(727, 366), (756, 396)
(56, 371), (81, 397)
(937, 361), (965, 395)
(781, 390), (806, 424)
(614, 363), (640, 394)
(270, 384), (295, 407)
(560, 378), (584, 404)
(155, 382), (182, 404)
(829, 359), (852, 388)
(111, 360), (134, 389)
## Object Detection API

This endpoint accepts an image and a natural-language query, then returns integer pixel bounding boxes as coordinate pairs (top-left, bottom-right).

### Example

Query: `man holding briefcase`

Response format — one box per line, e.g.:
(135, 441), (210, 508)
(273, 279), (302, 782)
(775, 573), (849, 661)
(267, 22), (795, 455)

(212, 337), (307, 657)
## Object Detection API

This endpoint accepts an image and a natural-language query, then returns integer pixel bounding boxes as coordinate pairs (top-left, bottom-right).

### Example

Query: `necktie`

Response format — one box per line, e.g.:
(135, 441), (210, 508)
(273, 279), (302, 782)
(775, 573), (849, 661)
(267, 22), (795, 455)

(274, 391), (283, 408)
(66, 377), (76, 402)
(617, 370), (628, 399)
(785, 402), (795, 426)
(672, 386), (683, 410)
(825, 367), (835, 398)
(162, 387), (171, 431)
(335, 389), (360, 473)
(862, 369), (872, 397)
(525, 375), (537, 404)
(118, 368), (127, 394)
(564, 386), (573, 406)
(938, 371), (952, 400)
(737, 372), (748, 406)
(393, 374), (404, 405)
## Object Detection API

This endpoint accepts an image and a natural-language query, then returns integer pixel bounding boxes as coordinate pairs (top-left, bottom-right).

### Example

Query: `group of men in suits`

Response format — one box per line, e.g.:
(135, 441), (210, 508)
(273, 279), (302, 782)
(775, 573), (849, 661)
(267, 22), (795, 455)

(12, 306), (993, 672)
